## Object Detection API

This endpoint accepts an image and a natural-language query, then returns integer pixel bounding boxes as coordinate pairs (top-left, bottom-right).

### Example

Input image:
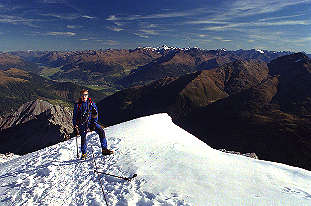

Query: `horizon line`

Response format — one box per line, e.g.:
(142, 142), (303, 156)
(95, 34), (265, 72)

(1, 47), (309, 54)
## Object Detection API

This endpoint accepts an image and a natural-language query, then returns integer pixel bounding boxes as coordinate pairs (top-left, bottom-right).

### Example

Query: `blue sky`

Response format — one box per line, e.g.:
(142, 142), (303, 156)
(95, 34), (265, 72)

(0, 0), (310, 52)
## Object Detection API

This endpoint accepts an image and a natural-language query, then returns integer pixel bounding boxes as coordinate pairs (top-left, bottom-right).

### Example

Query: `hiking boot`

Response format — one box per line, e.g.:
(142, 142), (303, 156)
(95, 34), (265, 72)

(81, 153), (87, 160)
(102, 148), (113, 156)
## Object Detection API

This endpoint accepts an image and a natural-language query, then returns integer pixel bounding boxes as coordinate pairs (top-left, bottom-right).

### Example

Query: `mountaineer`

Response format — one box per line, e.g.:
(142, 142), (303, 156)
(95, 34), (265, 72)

(73, 89), (113, 159)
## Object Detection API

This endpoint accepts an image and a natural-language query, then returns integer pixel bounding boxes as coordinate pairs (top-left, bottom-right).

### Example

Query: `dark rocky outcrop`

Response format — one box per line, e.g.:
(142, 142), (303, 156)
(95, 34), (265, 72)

(268, 52), (311, 116)
(218, 149), (259, 159)
(0, 99), (73, 155)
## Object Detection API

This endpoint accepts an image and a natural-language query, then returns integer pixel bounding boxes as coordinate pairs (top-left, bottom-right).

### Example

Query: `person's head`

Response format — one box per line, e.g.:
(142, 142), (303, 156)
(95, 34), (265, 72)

(80, 89), (89, 102)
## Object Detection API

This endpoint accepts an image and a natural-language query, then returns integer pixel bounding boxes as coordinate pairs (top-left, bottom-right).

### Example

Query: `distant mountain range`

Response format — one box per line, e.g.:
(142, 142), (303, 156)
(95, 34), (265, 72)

(4, 47), (297, 90)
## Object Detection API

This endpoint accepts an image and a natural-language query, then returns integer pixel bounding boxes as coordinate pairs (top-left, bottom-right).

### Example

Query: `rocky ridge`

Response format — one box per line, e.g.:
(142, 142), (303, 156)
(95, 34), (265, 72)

(0, 99), (73, 154)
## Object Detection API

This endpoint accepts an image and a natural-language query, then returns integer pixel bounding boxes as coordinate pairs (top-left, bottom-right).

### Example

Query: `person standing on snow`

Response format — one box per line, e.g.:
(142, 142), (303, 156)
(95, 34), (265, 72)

(73, 89), (113, 159)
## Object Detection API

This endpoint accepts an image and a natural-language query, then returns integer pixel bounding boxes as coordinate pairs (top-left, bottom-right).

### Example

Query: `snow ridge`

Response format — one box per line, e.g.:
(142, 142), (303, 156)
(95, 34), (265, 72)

(1, 113), (311, 205)
(256, 49), (265, 54)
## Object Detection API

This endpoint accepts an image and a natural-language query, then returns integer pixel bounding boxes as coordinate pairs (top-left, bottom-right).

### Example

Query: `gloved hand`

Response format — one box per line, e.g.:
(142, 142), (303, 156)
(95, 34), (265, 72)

(91, 107), (98, 119)
(89, 122), (96, 131)
(73, 126), (79, 136)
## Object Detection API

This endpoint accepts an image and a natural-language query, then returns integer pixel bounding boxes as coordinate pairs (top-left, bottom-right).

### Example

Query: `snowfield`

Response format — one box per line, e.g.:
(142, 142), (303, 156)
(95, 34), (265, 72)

(1, 113), (311, 205)
(0, 153), (19, 164)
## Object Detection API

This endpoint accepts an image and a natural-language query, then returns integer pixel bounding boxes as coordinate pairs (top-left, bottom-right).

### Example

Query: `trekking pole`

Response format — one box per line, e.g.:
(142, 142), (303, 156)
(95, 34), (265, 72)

(95, 171), (137, 182)
(91, 150), (109, 206)
(75, 135), (79, 159)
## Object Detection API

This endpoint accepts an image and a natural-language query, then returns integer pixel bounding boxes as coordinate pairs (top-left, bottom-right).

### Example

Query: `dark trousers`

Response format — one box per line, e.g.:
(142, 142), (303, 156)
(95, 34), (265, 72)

(79, 122), (107, 154)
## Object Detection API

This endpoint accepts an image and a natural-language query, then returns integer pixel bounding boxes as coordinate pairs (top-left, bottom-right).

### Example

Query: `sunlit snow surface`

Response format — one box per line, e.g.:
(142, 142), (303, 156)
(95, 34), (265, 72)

(1, 113), (311, 205)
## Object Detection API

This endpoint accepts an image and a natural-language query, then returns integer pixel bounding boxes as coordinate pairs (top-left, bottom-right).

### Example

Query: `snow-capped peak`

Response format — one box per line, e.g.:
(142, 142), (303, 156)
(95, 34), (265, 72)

(1, 113), (311, 205)
(156, 45), (179, 51)
(256, 49), (265, 54)
(161, 45), (170, 50)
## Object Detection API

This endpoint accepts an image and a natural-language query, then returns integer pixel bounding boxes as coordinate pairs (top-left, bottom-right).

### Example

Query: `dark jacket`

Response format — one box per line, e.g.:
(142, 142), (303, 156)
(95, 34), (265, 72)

(72, 98), (98, 127)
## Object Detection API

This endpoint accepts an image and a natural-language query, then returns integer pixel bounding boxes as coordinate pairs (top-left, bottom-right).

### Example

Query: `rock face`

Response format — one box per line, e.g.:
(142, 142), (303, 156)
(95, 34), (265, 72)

(0, 99), (73, 155)
(219, 149), (259, 159)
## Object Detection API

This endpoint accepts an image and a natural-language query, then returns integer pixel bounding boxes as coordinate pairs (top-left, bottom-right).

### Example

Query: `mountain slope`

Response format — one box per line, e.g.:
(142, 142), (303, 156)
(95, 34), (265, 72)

(178, 53), (311, 170)
(268, 52), (311, 115)
(0, 53), (39, 73)
(97, 71), (228, 126)
(0, 113), (310, 205)
(0, 99), (73, 155)
(97, 59), (268, 126)
(119, 49), (287, 87)
(119, 49), (234, 87)
(36, 49), (161, 86)
(0, 68), (106, 115)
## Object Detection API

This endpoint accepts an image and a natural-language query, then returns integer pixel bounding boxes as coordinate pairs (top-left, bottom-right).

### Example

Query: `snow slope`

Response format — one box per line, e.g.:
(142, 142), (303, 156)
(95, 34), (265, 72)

(0, 153), (19, 164)
(1, 113), (311, 206)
